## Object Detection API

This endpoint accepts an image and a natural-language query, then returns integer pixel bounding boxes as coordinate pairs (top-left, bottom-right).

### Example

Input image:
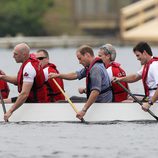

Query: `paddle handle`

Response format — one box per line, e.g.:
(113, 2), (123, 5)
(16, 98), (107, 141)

(133, 94), (146, 97)
(52, 78), (85, 122)
(116, 81), (158, 121)
(0, 90), (8, 122)
(0, 90), (6, 114)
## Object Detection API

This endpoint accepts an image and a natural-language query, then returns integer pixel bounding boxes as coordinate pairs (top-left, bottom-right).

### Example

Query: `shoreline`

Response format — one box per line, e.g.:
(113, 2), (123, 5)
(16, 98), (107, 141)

(0, 35), (124, 48)
(1, 35), (155, 49)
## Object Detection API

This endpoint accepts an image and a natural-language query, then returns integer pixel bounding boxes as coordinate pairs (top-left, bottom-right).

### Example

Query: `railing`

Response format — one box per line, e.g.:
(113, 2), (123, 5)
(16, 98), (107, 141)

(120, 0), (158, 37)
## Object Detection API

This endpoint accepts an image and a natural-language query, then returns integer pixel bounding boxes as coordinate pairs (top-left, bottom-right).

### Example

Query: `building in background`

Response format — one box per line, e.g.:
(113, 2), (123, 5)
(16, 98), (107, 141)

(3, 0), (157, 48)
(71, 0), (140, 36)
(120, 0), (158, 44)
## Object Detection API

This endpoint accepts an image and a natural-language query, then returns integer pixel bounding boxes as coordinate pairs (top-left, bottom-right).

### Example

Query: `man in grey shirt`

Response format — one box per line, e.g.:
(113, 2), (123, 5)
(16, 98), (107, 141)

(49, 45), (113, 120)
(76, 62), (112, 103)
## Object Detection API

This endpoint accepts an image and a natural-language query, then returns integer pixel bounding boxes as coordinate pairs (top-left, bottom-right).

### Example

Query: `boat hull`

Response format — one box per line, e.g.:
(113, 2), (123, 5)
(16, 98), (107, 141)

(0, 103), (158, 122)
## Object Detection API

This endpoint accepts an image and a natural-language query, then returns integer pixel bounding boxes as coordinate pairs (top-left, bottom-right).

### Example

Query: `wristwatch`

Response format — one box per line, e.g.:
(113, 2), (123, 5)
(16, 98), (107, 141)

(148, 100), (153, 106)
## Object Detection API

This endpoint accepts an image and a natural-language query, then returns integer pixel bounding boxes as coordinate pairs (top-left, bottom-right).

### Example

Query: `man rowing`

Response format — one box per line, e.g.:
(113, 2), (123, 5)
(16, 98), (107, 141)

(113, 41), (158, 111)
(36, 49), (65, 102)
(49, 45), (113, 120)
(0, 43), (47, 121)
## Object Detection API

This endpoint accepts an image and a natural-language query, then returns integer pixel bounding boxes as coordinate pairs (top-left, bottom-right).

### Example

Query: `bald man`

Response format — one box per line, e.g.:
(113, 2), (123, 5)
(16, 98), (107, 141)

(0, 43), (47, 121)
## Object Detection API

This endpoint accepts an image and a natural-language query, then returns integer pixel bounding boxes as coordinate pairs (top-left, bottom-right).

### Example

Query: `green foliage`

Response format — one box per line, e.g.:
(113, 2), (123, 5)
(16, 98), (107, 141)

(0, 0), (54, 36)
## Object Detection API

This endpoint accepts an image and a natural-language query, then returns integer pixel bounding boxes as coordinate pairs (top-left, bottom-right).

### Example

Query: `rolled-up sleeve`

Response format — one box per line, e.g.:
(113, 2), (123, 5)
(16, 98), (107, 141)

(76, 68), (86, 80)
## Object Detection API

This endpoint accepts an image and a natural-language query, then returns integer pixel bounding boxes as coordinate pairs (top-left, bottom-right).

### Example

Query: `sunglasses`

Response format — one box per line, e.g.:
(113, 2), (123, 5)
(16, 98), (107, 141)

(100, 46), (111, 54)
(37, 57), (47, 60)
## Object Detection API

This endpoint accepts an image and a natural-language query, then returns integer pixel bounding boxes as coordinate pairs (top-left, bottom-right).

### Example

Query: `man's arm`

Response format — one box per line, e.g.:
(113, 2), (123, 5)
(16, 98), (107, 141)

(150, 88), (158, 103)
(142, 87), (158, 111)
(0, 75), (17, 85)
(49, 72), (78, 80)
(113, 73), (141, 83)
(4, 82), (33, 121)
(76, 89), (99, 120)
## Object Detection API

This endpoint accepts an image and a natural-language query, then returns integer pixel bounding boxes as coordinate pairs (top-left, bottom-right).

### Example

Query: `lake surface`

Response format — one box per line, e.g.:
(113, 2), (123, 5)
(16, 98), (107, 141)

(0, 46), (158, 158)
(1, 121), (158, 158)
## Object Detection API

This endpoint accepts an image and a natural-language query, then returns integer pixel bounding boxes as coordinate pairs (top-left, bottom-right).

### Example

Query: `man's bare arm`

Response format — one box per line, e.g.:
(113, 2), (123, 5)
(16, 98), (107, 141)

(0, 75), (17, 85)
(49, 72), (78, 80)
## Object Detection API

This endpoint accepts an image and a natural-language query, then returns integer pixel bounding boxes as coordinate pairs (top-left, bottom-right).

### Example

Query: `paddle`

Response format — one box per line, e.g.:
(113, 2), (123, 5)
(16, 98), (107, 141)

(116, 81), (158, 121)
(133, 94), (146, 97)
(0, 90), (8, 122)
(52, 78), (85, 123)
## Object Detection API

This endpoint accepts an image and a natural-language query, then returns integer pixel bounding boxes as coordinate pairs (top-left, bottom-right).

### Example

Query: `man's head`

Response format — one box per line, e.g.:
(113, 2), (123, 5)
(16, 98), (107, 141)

(133, 42), (153, 65)
(98, 44), (116, 65)
(36, 49), (49, 67)
(13, 43), (30, 63)
(76, 45), (94, 67)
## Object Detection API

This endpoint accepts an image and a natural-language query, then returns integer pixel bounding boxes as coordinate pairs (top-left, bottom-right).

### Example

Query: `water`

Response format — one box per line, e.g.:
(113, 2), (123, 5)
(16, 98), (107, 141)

(0, 121), (158, 158)
(1, 46), (158, 158)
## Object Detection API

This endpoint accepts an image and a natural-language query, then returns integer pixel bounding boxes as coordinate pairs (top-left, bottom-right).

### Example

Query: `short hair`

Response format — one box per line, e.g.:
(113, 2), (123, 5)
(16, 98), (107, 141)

(76, 45), (94, 56)
(133, 42), (153, 56)
(100, 44), (116, 61)
(15, 43), (30, 54)
(37, 49), (49, 58)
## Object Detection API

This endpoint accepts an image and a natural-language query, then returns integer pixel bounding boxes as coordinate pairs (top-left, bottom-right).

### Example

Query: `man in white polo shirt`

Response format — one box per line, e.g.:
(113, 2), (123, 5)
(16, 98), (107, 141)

(114, 41), (158, 111)
(0, 43), (47, 121)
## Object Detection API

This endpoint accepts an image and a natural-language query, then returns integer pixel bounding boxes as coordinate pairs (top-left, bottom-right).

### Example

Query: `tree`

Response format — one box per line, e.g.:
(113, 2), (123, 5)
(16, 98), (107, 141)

(0, 0), (53, 36)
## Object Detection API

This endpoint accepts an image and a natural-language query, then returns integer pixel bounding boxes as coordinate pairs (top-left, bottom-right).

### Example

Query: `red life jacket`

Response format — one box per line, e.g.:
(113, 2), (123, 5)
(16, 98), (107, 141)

(43, 63), (65, 102)
(142, 57), (158, 96)
(17, 57), (47, 103)
(86, 57), (111, 99)
(106, 62), (128, 102)
(30, 53), (36, 59)
(0, 77), (10, 99)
